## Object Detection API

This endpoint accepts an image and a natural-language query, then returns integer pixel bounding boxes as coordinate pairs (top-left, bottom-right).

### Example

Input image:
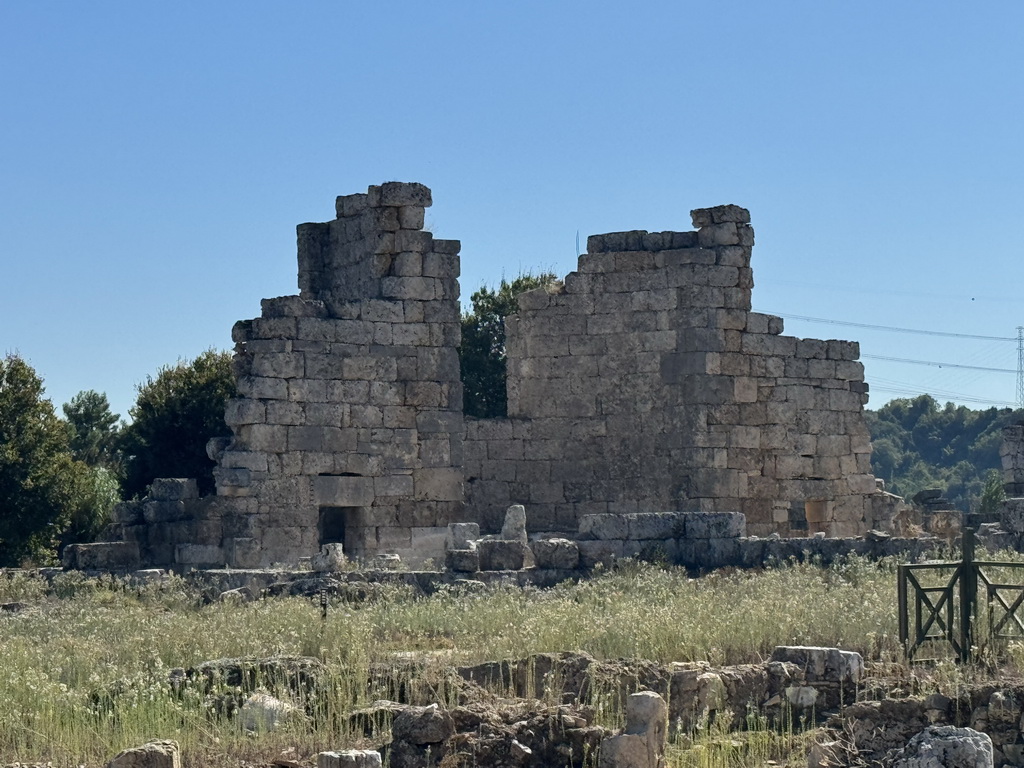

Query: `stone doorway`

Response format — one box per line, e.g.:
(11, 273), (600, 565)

(318, 506), (367, 560)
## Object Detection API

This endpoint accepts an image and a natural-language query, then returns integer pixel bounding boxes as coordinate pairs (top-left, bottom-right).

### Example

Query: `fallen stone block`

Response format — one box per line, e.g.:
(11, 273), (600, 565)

(106, 740), (180, 768)
(890, 725), (993, 768)
(317, 750), (382, 768)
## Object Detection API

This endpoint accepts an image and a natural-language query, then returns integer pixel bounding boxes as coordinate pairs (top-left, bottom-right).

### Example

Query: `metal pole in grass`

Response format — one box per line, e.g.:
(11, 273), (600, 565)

(959, 528), (977, 663)
(320, 587), (328, 621)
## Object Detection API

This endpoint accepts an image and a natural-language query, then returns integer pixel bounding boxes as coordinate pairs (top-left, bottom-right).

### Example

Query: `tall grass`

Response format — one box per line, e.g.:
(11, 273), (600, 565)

(0, 555), (942, 766)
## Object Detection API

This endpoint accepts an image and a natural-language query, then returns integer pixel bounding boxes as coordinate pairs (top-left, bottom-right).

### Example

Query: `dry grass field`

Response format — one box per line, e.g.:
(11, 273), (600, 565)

(2, 552), (1012, 768)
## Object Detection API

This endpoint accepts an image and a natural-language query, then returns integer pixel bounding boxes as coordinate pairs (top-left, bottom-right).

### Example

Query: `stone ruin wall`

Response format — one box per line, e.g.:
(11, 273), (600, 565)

(98, 182), (888, 570)
(465, 206), (878, 538)
(211, 182), (470, 567)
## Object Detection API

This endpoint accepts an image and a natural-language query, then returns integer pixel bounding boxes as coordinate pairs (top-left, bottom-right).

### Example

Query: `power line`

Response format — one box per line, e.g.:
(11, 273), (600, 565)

(861, 354), (1016, 374)
(758, 311), (1017, 342)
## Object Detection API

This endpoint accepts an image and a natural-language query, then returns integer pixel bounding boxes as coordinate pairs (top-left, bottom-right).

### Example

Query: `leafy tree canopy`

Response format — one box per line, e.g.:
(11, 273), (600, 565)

(459, 273), (559, 418)
(120, 349), (236, 498)
(0, 354), (91, 565)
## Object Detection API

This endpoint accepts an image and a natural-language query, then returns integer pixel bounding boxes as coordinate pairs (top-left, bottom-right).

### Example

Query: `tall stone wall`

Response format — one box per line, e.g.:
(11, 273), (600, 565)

(465, 205), (876, 537)
(94, 184), (885, 572)
(214, 182), (467, 567)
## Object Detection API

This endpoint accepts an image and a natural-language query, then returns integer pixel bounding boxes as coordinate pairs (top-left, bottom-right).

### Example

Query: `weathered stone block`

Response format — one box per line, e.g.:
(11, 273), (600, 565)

(684, 512), (745, 539)
(149, 478), (199, 501)
(318, 750), (382, 768)
(63, 542), (141, 571)
(445, 548), (479, 573)
(225, 537), (261, 568)
(175, 544), (224, 567)
(629, 512), (685, 540)
(371, 182), (432, 208)
(313, 476), (374, 507)
(478, 540), (528, 571)
(579, 514), (629, 540)
(107, 740), (181, 768)
(530, 538), (580, 569)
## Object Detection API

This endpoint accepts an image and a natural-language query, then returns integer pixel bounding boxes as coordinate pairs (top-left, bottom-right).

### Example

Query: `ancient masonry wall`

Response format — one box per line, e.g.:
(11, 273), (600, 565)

(465, 206), (877, 538)
(213, 182), (468, 567)
(100, 184), (884, 571)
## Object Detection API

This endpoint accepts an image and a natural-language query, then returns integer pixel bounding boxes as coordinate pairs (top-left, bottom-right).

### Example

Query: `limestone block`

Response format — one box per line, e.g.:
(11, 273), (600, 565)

(318, 750), (382, 768)
(446, 548), (480, 573)
(531, 538), (580, 569)
(889, 726), (992, 768)
(769, 646), (863, 684)
(225, 537), (261, 569)
(625, 690), (668, 752)
(628, 513), (685, 541)
(175, 544), (224, 567)
(409, 527), (448, 563)
(112, 501), (143, 525)
(446, 522), (480, 550)
(478, 540), (529, 571)
(1001, 498), (1024, 534)
(500, 504), (528, 542)
(240, 692), (301, 732)
(312, 543), (345, 572)
(106, 740), (181, 768)
(691, 205), (750, 226)
(63, 542), (141, 571)
(684, 512), (745, 539)
(579, 514), (629, 540)
(314, 476), (374, 507)
(373, 474), (413, 498)
(150, 478), (199, 501)
(422, 251), (459, 279)
(371, 182), (432, 208)
(413, 468), (463, 501)
(392, 704), (454, 745)
(598, 733), (651, 768)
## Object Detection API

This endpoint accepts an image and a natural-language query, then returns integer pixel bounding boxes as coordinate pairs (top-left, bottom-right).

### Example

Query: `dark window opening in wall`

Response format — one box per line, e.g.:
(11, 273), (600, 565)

(788, 501), (808, 532)
(319, 506), (368, 559)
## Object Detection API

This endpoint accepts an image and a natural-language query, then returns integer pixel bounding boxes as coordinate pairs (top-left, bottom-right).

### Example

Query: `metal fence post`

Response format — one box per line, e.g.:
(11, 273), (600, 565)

(959, 528), (977, 663)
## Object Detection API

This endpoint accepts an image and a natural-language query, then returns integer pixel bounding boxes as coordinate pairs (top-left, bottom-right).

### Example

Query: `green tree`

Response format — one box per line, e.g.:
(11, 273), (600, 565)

(59, 391), (124, 547)
(0, 354), (91, 565)
(63, 390), (122, 469)
(459, 273), (559, 418)
(979, 468), (1006, 516)
(120, 349), (236, 498)
(867, 394), (1024, 512)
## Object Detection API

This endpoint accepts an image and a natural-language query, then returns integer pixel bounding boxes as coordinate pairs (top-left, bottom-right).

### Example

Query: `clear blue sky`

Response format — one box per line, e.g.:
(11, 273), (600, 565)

(3, 2), (1023, 421)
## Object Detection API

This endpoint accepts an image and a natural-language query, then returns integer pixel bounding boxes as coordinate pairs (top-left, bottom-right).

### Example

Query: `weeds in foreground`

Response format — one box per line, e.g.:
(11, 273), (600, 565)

(0, 553), (1004, 766)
